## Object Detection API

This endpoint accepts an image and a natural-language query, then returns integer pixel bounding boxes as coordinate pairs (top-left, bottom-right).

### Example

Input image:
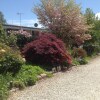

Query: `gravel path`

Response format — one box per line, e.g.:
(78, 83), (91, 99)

(8, 56), (100, 100)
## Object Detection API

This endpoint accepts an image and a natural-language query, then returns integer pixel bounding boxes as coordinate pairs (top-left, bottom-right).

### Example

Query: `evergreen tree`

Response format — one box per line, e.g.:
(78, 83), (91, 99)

(0, 11), (6, 24)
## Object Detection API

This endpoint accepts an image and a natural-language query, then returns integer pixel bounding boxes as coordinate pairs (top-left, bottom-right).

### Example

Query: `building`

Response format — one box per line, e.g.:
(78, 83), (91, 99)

(3, 24), (47, 35)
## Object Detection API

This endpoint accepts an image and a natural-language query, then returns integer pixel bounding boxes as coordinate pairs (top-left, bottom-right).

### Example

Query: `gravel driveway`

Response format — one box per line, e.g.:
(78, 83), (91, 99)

(8, 56), (100, 100)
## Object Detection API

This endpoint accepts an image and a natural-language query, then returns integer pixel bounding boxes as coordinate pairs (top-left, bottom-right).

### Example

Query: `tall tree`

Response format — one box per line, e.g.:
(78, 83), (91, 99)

(34, 0), (89, 46)
(83, 8), (100, 55)
(84, 8), (95, 25)
(0, 11), (6, 24)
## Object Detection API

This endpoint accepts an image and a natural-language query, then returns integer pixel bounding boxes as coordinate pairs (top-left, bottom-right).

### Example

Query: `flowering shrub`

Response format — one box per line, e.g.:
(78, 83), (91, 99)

(8, 29), (33, 49)
(16, 34), (28, 48)
(14, 29), (32, 48)
(74, 34), (92, 46)
(0, 24), (17, 48)
(22, 33), (72, 68)
(34, 0), (90, 47)
(8, 29), (32, 37)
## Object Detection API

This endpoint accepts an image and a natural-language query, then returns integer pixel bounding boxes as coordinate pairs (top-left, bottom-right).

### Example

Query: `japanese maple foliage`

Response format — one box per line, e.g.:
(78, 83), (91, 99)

(22, 33), (72, 67)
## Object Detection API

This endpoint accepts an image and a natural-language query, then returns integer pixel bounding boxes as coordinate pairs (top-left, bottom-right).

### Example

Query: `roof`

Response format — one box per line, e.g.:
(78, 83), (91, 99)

(3, 24), (46, 31)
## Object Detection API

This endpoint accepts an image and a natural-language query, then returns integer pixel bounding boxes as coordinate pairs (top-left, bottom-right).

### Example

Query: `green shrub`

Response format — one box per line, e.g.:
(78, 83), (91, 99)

(72, 57), (88, 65)
(0, 73), (13, 100)
(83, 44), (100, 56)
(83, 30), (100, 56)
(11, 81), (25, 90)
(0, 83), (8, 100)
(0, 43), (24, 74)
(78, 58), (88, 65)
(25, 76), (36, 86)
(16, 34), (28, 48)
(72, 58), (80, 65)
(0, 24), (17, 48)
(6, 33), (17, 48)
(0, 53), (23, 74)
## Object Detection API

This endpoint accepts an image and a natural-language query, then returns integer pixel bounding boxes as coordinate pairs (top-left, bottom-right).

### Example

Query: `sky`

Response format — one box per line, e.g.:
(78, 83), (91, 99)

(0, 0), (100, 27)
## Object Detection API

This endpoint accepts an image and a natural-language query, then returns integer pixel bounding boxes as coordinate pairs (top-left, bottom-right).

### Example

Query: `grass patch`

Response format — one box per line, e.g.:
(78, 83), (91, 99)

(14, 65), (46, 86)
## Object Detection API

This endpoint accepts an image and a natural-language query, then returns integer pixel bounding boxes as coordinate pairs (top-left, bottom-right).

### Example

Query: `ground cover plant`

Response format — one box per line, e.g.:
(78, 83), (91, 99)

(0, 65), (48, 100)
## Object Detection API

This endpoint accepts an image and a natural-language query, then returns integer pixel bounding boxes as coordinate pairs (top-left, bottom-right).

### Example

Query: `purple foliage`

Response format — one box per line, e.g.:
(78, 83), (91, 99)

(22, 33), (72, 66)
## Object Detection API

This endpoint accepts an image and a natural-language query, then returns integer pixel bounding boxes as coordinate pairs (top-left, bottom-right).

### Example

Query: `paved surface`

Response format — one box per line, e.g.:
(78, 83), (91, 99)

(8, 56), (100, 100)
